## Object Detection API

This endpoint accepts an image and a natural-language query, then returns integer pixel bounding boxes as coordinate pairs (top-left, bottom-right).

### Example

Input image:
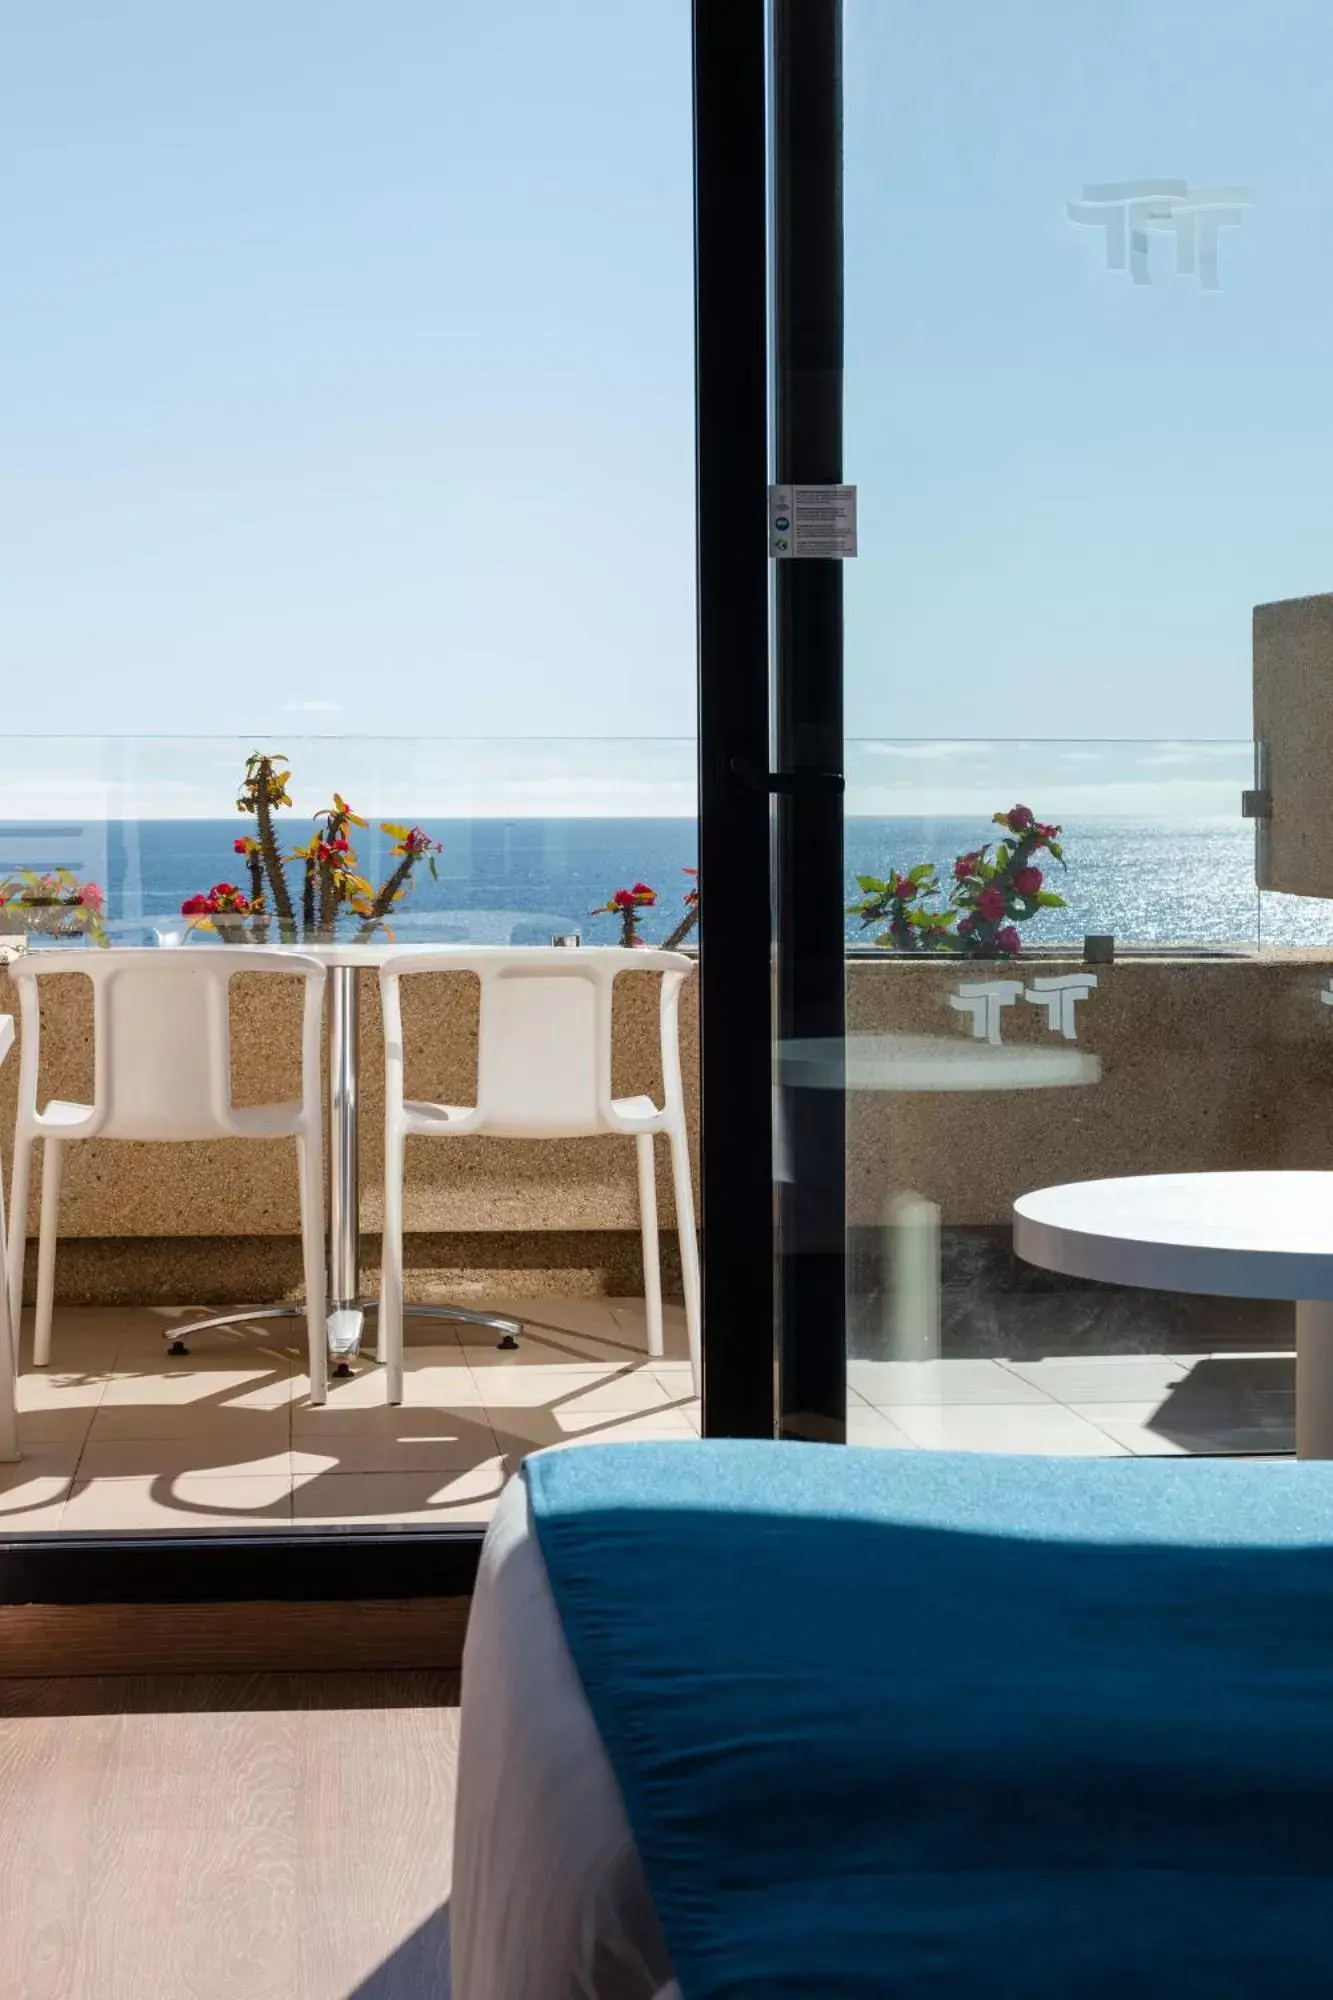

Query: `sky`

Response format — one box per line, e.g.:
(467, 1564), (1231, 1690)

(2, 1), (1331, 805)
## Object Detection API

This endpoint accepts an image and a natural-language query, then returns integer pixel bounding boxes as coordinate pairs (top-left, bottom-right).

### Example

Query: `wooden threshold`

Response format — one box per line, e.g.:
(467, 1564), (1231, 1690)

(0, 1596), (471, 1678)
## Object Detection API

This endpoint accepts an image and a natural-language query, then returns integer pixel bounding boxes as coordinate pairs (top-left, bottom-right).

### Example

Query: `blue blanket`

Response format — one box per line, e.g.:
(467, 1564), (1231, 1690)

(523, 1441), (1333, 1998)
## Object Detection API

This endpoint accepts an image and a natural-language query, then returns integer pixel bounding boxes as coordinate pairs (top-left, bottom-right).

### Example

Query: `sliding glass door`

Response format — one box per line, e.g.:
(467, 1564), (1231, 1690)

(764, 0), (1333, 1460)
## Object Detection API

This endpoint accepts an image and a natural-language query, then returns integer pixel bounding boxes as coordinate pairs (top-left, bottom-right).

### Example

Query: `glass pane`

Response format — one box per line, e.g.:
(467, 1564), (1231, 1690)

(835, 0), (1333, 1461)
(0, 0), (700, 1540)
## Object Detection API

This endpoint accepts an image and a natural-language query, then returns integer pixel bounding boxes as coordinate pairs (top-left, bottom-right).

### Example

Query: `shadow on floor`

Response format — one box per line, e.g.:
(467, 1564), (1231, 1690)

(1149, 1354), (1295, 1453)
(350, 1903), (450, 1999)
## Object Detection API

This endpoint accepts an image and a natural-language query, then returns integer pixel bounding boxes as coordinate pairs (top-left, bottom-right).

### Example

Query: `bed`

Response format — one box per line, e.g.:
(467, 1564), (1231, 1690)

(451, 1441), (1333, 1999)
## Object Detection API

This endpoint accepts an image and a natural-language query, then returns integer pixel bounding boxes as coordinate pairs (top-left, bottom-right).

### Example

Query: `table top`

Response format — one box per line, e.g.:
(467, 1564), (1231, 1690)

(779, 1033), (1099, 1094)
(1015, 1171), (1333, 1302)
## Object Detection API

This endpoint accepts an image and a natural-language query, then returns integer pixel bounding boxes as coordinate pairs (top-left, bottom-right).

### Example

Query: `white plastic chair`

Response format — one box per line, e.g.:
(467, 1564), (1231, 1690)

(6, 947), (330, 1403)
(378, 948), (700, 1405)
(0, 1013), (18, 1461)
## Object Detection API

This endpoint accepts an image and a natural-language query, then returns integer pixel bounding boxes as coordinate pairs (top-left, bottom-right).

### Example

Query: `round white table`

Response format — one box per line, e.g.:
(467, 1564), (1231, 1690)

(1014, 1171), (1333, 1457)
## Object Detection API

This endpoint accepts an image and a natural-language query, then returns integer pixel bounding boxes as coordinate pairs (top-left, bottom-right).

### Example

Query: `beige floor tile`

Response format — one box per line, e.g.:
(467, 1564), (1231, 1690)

(609, 1299), (693, 1360)
(87, 1401), (291, 1445)
(61, 1472), (293, 1532)
(470, 1366), (633, 1409)
(850, 1359), (1057, 1407)
(290, 1361), (486, 1425)
(490, 1405), (698, 1452)
(0, 1453), (80, 1528)
(290, 1415), (499, 1476)
(13, 1398), (102, 1445)
(76, 1439), (298, 1481)
(847, 1407), (917, 1450)
(15, 1366), (109, 1415)
(456, 1330), (625, 1369)
(100, 1359), (294, 1411)
(1000, 1357), (1188, 1405)
(555, 1373), (685, 1415)
(890, 1403), (1129, 1455)
(481, 1297), (624, 1340)
(290, 1458), (507, 1526)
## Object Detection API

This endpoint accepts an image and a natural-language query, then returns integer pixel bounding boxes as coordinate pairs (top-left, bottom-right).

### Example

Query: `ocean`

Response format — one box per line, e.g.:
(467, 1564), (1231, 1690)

(2, 817), (1331, 952)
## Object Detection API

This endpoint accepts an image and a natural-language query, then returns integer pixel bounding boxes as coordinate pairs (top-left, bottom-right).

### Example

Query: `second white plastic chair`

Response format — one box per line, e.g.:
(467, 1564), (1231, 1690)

(6, 947), (330, 1402)
(378, 948), (701, 1405)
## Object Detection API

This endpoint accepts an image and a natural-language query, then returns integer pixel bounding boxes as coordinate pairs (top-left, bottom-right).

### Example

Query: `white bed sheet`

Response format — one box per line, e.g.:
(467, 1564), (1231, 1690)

(451, 1470), (679, 2000)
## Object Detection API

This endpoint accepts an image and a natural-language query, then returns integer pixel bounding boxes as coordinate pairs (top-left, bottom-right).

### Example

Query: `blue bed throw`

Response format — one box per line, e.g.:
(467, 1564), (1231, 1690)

(523, 1440), (1333, 1998)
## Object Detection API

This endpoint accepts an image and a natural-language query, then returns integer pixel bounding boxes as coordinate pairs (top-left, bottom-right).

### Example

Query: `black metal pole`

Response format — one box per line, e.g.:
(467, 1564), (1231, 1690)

(692, 0), (775, 1438)
(773, 0), (847, 1443)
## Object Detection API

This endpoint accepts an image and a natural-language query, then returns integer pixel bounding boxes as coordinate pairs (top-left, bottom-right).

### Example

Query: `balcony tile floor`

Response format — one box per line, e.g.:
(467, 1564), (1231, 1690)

(0, 1309), (1296, 1534)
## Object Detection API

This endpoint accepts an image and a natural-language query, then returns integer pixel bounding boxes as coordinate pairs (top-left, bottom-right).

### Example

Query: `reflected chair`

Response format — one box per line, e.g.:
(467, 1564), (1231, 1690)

(6, 947), (330, 1401)
(377, 948), (700, 1405)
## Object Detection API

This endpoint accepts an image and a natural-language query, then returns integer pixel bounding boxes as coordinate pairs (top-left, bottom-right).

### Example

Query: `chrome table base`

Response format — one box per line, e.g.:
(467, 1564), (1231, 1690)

(165, 1299), (522, 1365)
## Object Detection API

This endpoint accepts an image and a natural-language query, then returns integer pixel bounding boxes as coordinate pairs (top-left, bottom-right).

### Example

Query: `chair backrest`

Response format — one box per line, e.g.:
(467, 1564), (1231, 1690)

(379, 947), (693, 1137)
(9, 946), (327, 1142)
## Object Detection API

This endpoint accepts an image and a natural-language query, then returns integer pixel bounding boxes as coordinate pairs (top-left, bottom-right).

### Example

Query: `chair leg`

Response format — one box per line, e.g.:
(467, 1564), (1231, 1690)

(297, 1130), (327, 1408)
(380, 1133), (405, 1405)
(635, 1133), (664, 1359)
(0, 1148), (17, 1463)
(668, 1123), (701, 1395)
(6, 1132), (30, 1364)
(33, 1139), (62, 1370)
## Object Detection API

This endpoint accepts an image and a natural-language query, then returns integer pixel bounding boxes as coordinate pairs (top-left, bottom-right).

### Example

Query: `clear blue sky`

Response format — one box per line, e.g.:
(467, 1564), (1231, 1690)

(2, 0), (1330, 758)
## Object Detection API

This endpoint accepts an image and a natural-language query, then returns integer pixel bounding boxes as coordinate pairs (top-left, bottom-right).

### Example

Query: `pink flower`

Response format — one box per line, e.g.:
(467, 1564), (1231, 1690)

(76, 882), (104, 914)
(1013, 866), (1042, 895)
(976, 885), (1006, 922)
(995, 926), (1021, 955)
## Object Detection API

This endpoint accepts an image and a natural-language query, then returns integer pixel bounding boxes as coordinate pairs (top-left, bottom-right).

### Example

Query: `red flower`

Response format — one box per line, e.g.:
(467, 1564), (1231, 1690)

(181, 894), (209, 915)
(976, 885), (1006, 921)
(1013, 866), (1042, 895)
(957, 914), (976, 934)
(1007, 804), (1034, 831)
(953, 850), (982, 881)
(631, 882), (657, 904)
(613, 889), (635, 909)
(233, 838), (248, 855)
(995, 926), (1021, 955)
(892, 874), (917, 901)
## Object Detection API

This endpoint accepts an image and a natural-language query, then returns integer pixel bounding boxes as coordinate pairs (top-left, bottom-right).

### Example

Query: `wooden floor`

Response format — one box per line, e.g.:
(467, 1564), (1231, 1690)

(0, 1671), (459, 2000)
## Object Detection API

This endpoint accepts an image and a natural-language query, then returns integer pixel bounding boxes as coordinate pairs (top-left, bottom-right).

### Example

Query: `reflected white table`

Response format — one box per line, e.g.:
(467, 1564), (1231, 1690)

(778, 1032), (1099, 1094)
(1015, 1171), (1333, 1458)
(177, 945), (519, 1373)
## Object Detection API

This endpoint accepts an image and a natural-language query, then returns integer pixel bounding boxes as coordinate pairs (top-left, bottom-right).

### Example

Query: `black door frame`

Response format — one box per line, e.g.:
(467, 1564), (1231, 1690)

(693, 0), (778, 1441)
(771, 0), (848, 1444)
